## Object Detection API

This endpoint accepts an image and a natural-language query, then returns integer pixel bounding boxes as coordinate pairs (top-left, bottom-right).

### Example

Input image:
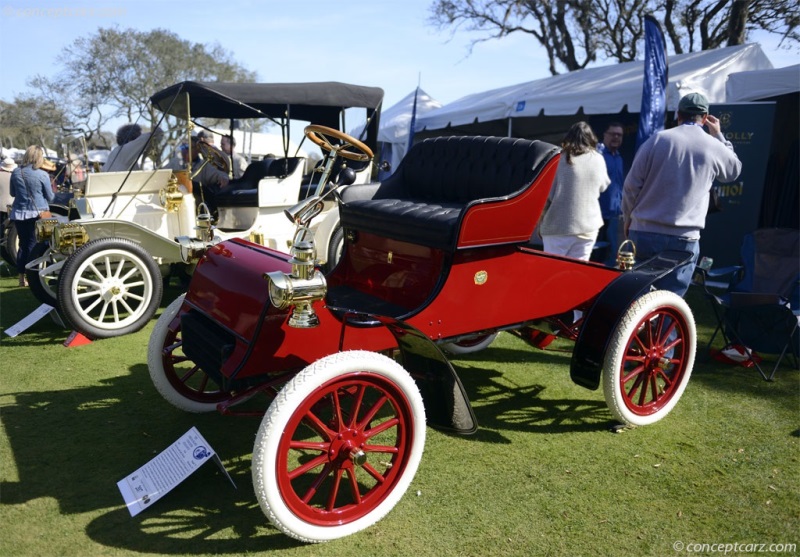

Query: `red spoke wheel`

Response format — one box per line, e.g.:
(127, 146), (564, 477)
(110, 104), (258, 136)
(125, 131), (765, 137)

(148, 294), (232, 412)
(252, 351), (426, 543)
(603, 290), (696, 426)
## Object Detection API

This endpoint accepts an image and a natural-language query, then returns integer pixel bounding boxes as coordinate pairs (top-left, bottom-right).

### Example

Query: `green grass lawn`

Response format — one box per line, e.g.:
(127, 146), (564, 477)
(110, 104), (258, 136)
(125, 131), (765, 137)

(1, 271), (798, 557)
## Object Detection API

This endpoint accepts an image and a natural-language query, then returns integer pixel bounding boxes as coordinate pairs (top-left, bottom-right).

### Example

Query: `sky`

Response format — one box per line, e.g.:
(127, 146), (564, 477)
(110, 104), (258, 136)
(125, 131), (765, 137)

(0, 0), (797, 128)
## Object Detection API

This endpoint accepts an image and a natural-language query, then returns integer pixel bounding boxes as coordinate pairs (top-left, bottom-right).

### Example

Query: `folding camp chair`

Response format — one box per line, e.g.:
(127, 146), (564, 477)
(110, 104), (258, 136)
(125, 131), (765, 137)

(696, 228), (800, 381)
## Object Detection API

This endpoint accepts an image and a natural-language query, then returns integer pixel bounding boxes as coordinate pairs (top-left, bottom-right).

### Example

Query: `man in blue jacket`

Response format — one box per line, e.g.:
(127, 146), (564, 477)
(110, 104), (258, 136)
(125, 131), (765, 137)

(622, 92), (742, 297)
(597, 122), (626, 265)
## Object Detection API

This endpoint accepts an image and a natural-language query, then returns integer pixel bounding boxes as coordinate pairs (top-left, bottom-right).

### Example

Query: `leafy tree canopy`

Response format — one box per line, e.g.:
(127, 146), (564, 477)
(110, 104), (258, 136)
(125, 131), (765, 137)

(2, 27), (256, 160)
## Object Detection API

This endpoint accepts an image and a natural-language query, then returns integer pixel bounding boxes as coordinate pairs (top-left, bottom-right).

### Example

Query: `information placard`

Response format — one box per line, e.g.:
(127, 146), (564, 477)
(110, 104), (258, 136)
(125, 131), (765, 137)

(117, 427), (233, 517)
(4, 304), (55, 337)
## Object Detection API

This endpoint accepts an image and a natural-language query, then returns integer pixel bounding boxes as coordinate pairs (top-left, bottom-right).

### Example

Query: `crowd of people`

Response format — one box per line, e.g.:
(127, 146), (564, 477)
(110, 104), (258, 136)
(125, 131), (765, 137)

(3, 92), (741, 300)
(3, 123), (255, 279)
(537, 91), (742, 298)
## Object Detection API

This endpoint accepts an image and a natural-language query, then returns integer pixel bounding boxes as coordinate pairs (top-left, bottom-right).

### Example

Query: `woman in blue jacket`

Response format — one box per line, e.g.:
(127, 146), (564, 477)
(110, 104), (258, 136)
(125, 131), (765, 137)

(10, 146), (55, 287)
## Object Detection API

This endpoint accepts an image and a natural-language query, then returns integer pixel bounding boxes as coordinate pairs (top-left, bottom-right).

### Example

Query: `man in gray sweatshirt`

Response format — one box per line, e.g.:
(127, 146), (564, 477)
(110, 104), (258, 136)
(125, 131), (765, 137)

(622, 92), (742, 296)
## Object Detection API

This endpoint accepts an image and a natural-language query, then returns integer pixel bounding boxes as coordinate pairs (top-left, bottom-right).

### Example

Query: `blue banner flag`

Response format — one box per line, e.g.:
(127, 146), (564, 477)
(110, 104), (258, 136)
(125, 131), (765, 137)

(406, 86), (419, 154)
(635, 15), (668, 150)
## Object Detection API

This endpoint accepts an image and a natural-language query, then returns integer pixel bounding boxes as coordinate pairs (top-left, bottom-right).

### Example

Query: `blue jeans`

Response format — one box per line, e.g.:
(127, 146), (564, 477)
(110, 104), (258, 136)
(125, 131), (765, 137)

(628, 230), (700, 297)
(603, 215), (623, 266)
(13, 218), (38, 275)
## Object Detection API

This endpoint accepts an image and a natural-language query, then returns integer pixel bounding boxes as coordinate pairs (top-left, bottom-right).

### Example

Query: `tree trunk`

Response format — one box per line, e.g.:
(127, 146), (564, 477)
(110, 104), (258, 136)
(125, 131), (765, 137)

(727, 0), (750, 45)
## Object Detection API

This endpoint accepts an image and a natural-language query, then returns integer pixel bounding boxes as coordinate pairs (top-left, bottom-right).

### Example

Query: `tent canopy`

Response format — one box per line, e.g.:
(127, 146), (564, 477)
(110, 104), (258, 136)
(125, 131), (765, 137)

(350, 88), (442, 173)
(726, 64), (800, 101)
(416, 44), (773, 131)
(376, 88), (442, 143)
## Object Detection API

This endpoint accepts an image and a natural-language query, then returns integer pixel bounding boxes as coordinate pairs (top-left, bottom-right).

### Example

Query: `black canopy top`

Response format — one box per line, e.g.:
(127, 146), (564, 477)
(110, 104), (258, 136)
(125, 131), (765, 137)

(150, 81), (384, 121)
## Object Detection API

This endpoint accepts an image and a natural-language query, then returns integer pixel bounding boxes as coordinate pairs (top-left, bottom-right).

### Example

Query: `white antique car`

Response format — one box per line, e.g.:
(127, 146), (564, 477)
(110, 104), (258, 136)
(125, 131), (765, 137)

(26, 81), (384, 339)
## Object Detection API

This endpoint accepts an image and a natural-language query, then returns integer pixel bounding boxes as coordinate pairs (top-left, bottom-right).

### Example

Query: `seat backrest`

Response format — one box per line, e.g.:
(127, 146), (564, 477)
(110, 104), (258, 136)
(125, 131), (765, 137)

(85, 168), (173, 196)
(226, 158), (273, 190)
(735, 228), (800, 307)
(267, 157), (303, 178)
(377, 136), (556, 204)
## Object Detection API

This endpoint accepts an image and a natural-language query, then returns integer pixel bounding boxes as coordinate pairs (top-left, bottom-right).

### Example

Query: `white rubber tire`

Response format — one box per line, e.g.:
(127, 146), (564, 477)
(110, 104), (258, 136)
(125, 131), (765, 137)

(58, 238), (161, 338)
(442, 332), (499, 355)
(603, 290), (696, 426)
(252, 350), (426, 543)
(148, 294), (222, 413)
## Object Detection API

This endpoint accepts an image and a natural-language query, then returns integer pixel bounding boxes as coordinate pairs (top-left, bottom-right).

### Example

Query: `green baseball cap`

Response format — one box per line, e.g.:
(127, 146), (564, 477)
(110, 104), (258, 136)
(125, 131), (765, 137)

(678, 92), (709, 114)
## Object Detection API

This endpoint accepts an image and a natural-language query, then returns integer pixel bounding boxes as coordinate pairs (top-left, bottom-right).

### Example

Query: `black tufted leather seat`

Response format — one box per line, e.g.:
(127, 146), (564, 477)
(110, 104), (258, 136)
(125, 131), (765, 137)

(339, 136), (559, 251)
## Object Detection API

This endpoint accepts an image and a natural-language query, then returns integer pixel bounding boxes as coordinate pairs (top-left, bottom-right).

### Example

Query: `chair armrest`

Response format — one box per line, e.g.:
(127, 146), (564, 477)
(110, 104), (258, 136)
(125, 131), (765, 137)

(705, 265), (743, 280)
(693, 265), (743, 291)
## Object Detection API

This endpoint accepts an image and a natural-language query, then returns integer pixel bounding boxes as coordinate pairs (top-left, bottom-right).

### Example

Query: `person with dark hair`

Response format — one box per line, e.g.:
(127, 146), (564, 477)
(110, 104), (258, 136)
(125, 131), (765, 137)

(102, 123), (162, 172)
(539, 121), (610, 260)
(221, 134), (248, 179)
(196, 130), (215, 145)
(623, 92), (742, 296)
(9, 146), (55, 286)
(596, 121), (626, 265)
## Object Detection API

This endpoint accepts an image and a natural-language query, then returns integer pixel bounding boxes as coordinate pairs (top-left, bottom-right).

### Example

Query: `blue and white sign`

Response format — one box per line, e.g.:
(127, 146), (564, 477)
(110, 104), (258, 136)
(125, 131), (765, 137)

(117, 426), (234, 517)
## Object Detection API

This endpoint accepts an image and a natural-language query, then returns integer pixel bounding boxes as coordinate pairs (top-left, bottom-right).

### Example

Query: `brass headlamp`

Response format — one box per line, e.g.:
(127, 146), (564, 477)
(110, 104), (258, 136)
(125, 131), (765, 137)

(264, 227), (326, 328)
(35, 218), (60, 243)
(49, 222), (89, 254)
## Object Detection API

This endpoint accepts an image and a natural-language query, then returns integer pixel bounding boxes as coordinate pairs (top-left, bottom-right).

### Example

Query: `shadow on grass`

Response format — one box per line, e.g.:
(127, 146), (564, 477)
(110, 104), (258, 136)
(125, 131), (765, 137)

(85, 497), (303, 554)
(450, 345), (614, 441)
(0, 362), (304, 553)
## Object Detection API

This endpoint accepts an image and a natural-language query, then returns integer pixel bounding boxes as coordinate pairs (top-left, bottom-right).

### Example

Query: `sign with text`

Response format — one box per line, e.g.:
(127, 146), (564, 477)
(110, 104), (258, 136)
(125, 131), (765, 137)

(702, 102), (776, 267)
(4, 304), (56, 337)
(117, 427), (233, 517)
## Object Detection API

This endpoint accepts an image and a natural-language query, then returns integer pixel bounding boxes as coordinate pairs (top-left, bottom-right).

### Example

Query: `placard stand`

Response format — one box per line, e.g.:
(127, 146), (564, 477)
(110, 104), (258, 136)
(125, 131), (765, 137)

(117, 427), (235, 517)
(4, 304), (57, 337)
(4, 303), (93, 346)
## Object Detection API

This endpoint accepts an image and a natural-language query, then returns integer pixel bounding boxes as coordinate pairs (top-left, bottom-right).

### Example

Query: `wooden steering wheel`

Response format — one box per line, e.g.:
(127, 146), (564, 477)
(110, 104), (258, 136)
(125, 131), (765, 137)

(196, 141), (230, 174)
(304, 124), (373, 162)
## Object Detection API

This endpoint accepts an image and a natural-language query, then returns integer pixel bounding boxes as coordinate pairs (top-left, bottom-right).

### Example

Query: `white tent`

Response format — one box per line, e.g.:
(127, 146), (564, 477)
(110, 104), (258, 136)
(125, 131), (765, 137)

(726, 64), (800, 101)
(416, 43), (773, 133)
(350, 88), (441, 172)
(376, 88), (441, 171)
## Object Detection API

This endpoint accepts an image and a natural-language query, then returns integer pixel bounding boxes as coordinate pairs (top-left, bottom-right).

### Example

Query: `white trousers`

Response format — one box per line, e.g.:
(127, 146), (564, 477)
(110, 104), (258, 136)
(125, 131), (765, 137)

(542, 232), (598, 261)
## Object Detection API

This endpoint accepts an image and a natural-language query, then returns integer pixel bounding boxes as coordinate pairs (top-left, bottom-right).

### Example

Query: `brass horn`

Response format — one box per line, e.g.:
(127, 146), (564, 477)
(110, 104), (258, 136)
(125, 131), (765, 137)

(284, 195), (325, 227)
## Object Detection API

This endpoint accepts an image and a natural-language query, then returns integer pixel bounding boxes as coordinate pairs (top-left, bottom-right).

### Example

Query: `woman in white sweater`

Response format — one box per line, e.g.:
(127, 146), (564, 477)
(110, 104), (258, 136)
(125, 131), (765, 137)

(539, 121), (610, 260)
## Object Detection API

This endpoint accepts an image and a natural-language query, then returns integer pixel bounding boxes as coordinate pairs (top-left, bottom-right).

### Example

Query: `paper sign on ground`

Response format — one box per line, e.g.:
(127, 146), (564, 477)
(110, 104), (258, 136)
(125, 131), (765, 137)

(117, 426), (234, 517)
(4, 304), (55, 337)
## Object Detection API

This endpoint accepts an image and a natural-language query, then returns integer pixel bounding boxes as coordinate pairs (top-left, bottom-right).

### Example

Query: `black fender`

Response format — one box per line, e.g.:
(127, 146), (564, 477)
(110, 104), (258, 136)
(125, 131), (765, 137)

(339, 312), (478, 435)
(570, 250), (694, 390)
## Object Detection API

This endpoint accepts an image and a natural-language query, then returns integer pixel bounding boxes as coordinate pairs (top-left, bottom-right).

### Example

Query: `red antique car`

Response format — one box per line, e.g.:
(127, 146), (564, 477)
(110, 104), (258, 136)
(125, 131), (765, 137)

(147, 126), (696, 542)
